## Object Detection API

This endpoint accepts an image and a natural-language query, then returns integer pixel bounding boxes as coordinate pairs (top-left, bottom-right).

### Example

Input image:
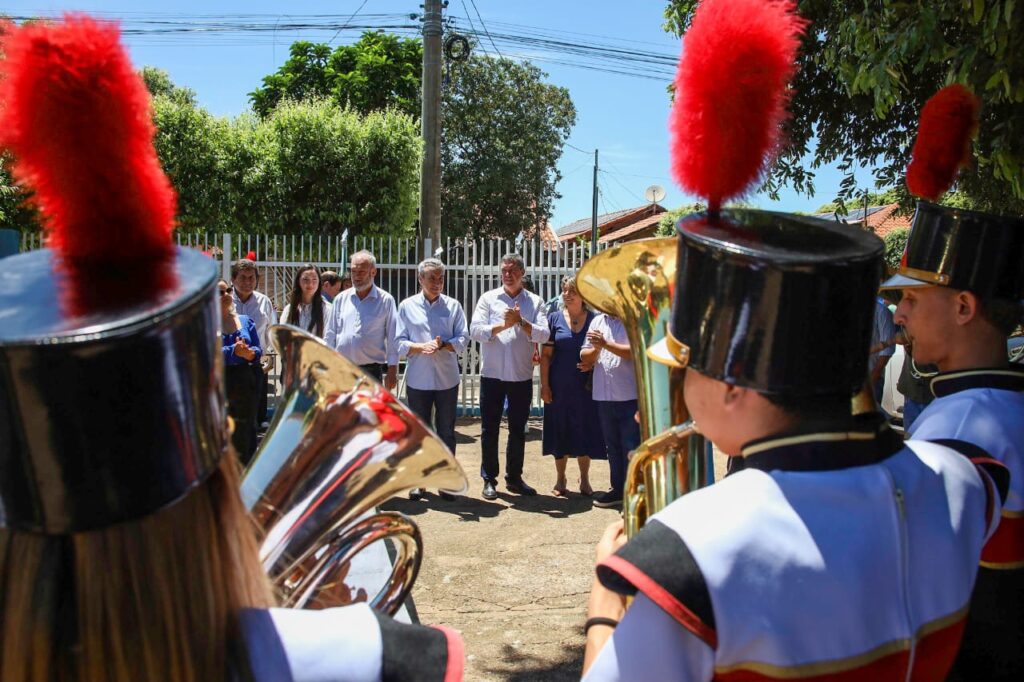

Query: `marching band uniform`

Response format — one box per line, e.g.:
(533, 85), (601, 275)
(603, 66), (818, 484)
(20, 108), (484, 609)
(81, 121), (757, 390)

(0, 16), (463, 680)
(584, 209), (1007, 682)
(883, 201), (1024, 678)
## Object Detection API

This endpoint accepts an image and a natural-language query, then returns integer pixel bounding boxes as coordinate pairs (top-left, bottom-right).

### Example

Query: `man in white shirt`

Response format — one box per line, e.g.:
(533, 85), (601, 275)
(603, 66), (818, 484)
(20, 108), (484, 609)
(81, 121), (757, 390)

(580, 314), (640, 509)
(396, 258), (469, 501)
(469, 253), (550, 500)
(323, 250), (398, 390)
(232, 258), (278, 431)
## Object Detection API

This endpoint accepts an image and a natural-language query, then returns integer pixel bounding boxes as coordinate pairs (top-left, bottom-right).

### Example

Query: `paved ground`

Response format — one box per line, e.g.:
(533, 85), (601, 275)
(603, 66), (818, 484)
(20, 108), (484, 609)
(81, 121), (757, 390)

(381, 417), (728, 682)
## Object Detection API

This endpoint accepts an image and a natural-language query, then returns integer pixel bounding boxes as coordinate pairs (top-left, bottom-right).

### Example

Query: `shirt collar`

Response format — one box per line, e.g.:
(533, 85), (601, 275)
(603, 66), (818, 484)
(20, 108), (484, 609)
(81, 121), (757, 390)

(930, 366), (1024, 398)
(421, 292), (443, 307)
(737, 416), (902, 473)
(350, 285), (379, 302)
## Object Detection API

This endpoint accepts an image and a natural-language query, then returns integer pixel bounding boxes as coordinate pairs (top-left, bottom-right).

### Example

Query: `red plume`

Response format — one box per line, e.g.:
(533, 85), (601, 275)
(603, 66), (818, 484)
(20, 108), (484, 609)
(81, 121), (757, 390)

(669, 0), (807, 212)
(246, 251), (257, 261)
(905, 84), (980, 202)
(0, 15), (176, 269)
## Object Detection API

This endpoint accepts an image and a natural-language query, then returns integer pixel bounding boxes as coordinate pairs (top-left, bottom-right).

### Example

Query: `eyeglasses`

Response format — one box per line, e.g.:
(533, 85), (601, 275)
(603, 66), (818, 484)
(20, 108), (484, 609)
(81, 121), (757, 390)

(220, 285), (234, 295)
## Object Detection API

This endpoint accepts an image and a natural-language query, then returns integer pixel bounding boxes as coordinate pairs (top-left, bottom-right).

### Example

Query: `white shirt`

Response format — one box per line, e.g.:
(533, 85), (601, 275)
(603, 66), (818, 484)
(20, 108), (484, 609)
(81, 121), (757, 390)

(396, 292), (468, 391)
(281, 300), (332, 338)
(582, 314), (637, 402)
(233, 290), (277, 349)
(324, 285), (398, 366)
(469, 286), (550, 382)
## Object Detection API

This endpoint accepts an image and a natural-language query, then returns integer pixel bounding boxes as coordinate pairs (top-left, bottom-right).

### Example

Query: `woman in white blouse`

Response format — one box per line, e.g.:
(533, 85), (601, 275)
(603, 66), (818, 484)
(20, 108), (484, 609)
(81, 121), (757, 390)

(281, 264), (331, 338)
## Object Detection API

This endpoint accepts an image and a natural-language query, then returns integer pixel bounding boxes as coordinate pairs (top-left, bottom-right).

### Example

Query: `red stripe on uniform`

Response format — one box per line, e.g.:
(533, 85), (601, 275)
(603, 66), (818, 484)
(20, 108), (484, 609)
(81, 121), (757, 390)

(600, 554), (718, 648)
(981, 512), (1024, 567)
(712, 617), (965, 681)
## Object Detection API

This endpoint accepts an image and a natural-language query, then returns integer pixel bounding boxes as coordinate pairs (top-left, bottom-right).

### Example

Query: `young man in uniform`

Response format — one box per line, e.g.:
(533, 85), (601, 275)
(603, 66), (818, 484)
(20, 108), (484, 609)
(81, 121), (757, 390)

(581, 208), (1007, 681)
(884, 201), (1024, 679)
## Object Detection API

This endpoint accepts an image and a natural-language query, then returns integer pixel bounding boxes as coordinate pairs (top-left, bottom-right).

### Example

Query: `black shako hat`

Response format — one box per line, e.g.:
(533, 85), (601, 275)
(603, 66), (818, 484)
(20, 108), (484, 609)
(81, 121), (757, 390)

(662, 209), (884, 397)
(0, 248), (226, 534)
(881, 201), (1024, 299)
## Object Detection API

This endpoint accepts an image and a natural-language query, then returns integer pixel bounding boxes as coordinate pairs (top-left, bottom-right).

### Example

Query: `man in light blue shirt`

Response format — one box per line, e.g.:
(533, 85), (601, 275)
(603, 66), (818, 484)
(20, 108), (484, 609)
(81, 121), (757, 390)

(396, 258), (468, 500)
(869, 295), (897, 405)
(469, 253), (550, 500)
(323, 250), (399, 390)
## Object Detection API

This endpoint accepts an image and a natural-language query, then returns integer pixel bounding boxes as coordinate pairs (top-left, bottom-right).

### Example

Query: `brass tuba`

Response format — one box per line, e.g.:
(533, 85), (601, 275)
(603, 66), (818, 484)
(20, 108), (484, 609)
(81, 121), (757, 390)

(241, 325), (468, 614)
(576, 238), (711, 537)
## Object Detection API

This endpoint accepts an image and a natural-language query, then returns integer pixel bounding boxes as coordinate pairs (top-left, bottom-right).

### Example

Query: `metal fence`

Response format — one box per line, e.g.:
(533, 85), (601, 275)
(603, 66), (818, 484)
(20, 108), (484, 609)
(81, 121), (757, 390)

(20, 230), (611, 414)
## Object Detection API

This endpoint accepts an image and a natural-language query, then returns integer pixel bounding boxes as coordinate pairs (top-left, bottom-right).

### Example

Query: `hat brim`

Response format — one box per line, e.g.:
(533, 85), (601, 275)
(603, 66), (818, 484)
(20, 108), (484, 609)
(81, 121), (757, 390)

(647, 336), (689, 368)
(879, 272), (933, 291)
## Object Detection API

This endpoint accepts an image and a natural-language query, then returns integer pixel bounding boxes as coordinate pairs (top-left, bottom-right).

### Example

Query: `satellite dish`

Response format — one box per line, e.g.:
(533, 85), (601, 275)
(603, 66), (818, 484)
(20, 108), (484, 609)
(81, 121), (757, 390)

(644, 185), (667, 203)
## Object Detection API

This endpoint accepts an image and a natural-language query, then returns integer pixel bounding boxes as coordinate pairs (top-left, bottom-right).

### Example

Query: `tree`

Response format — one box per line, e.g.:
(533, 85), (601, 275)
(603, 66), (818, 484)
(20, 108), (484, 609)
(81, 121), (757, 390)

(664, 1), (1024, 216)
(655, 203), (706, 236)
(141, 66), (197, 106)
(250, 34), (423, 119)
(249, 34), (577, 239)
(151, 94), (422, 236)
(441, 57), (576, 240)
(883, 228), (910, 270)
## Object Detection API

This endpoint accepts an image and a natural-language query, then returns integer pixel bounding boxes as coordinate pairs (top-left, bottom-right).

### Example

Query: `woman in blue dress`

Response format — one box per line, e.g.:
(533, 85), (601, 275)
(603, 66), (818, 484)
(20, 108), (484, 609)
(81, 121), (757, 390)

(540, 276), (606, 496)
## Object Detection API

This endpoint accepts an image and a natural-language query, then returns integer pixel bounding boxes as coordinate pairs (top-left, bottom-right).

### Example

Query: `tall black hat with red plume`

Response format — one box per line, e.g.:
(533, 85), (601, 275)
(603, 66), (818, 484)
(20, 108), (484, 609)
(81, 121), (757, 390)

(0, 15), (225, 533)
(658, 0), (884, 397)
(882, 85), (1024, 299)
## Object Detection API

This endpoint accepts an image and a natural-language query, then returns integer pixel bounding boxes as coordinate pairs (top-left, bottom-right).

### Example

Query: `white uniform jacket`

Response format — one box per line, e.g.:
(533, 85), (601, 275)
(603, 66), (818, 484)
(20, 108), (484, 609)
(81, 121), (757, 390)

(909, 366), (1024, 569)
(585, 422), (1006, 682)
(239, 604), (462, 682)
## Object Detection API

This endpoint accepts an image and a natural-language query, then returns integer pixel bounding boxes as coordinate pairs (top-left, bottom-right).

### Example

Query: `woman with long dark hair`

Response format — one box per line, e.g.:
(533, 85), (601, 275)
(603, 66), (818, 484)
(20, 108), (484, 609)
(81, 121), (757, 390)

(282, 264), (330, 338)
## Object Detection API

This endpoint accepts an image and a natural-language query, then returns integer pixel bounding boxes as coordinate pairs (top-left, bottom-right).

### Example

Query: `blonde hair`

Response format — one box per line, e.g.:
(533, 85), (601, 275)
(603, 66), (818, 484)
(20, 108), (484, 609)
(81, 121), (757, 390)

(0, 453), (274, 682)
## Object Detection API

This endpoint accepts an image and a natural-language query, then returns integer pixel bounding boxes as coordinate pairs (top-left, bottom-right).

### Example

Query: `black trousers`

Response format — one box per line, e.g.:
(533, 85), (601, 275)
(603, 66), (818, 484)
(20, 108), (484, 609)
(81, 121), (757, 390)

(225, 364), (260, 466)
(406, 385), (459, 454)
(479, 377), (532, 483)
(947, 566), (1024, 681)
(359, 363), (386, 382)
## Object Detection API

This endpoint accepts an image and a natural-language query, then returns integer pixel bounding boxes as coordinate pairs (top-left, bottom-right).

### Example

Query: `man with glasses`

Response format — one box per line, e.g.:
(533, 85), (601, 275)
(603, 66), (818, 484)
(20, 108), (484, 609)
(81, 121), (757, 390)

(396, 258), (469, 501)
(324, 250), (399, 390)
(469, 253), (550, 500)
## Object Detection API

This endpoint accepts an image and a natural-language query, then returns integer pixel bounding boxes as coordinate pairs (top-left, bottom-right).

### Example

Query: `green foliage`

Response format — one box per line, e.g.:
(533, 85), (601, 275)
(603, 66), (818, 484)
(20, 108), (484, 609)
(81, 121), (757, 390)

(250, 34), (423, 119)
(883, 228), (910, 270)
(250, 34), (577, 240)
(151, 93), (421, 236)
(141, 66), (197, 106)
(814, 187), (904, 215)
(441, 57), (576, 240)
(664, 0), (1024, 216)
(655, 203), (706, 236)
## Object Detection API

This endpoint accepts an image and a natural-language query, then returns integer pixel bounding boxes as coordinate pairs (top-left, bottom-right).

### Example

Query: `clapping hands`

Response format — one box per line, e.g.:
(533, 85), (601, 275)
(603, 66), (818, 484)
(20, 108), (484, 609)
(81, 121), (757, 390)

(233, 337), (256, 362)
(418, 336), (444, 354)
(586, 329), (606, 348)
(503, 304), (523, 329)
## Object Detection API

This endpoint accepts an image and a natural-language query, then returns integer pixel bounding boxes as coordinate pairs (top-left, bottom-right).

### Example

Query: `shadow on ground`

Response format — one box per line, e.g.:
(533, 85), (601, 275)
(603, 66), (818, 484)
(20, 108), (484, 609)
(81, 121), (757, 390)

(382, 493), (504, 522)
(482, 641), (585, 682)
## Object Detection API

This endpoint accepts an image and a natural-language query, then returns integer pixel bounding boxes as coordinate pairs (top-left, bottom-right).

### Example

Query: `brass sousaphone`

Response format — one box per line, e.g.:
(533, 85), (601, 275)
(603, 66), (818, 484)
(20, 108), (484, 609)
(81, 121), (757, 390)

(242, 325), (468, 614)
(576, 238), (712, 537)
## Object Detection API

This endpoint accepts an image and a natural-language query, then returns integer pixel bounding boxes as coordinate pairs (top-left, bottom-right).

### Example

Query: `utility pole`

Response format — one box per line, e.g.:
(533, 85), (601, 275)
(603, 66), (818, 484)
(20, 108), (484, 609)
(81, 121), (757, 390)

(590, 149), (599, 256)
(419, 0), (443, 248)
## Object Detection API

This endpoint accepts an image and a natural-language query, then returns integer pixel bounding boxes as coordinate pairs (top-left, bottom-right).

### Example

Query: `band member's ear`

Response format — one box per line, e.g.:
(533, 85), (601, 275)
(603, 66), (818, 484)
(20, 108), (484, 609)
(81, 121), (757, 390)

(953, 290), (981, 327)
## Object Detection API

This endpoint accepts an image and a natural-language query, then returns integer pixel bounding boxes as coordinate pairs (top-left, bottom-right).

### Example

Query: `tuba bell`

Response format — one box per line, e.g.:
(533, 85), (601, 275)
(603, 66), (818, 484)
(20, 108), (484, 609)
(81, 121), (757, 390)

(576, 238), (711, 537)
(241, 325), (468, 614)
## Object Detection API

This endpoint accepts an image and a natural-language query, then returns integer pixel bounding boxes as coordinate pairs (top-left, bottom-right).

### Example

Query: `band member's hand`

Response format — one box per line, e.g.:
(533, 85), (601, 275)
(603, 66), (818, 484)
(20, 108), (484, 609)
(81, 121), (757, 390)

(595, 519), (626, 564)
(384, 367), (398, 391)
(586, 329), (606, 348)
(541, 385), (553, 404)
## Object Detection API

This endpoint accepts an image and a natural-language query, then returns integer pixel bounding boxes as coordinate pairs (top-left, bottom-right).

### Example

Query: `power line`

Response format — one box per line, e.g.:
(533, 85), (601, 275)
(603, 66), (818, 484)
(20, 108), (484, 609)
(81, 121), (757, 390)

(600, 169), (647, 205)
(565, 142), (594, 155)
(456, 2), (489, 58)
(327, 0), (370, 45)
(467, 0), (503, 58)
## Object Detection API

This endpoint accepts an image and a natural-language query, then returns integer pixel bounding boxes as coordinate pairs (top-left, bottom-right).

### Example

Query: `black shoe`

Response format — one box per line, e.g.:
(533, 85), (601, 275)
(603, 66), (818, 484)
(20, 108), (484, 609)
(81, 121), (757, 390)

(409, 487), (423, 501)
(439, 491), (456, 501)
(505, 477), (537, 496)
(593, 491), (623, 509)
(482, 481), (498, 500)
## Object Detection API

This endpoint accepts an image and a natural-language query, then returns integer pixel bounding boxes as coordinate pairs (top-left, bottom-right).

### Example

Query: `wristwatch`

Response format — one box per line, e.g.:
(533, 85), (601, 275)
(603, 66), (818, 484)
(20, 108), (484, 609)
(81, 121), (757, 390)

(518, 319), (529, 329)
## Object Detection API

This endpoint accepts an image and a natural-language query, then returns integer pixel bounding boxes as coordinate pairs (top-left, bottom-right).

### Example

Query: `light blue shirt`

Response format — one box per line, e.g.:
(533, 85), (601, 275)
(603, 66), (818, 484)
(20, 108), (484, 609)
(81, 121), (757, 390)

(469, 286), (550, 382)
(870, 297), (897, 364)
(396, 292), (469, 391)
(582, 314), (637, 402)
(233, 290), (277, 350)
(324, 285), (399, 367)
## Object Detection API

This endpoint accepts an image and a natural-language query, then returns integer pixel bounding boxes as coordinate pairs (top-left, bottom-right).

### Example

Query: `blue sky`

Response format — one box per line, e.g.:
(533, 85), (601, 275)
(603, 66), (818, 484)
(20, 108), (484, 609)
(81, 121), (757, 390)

(6, 0), (875, 230)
